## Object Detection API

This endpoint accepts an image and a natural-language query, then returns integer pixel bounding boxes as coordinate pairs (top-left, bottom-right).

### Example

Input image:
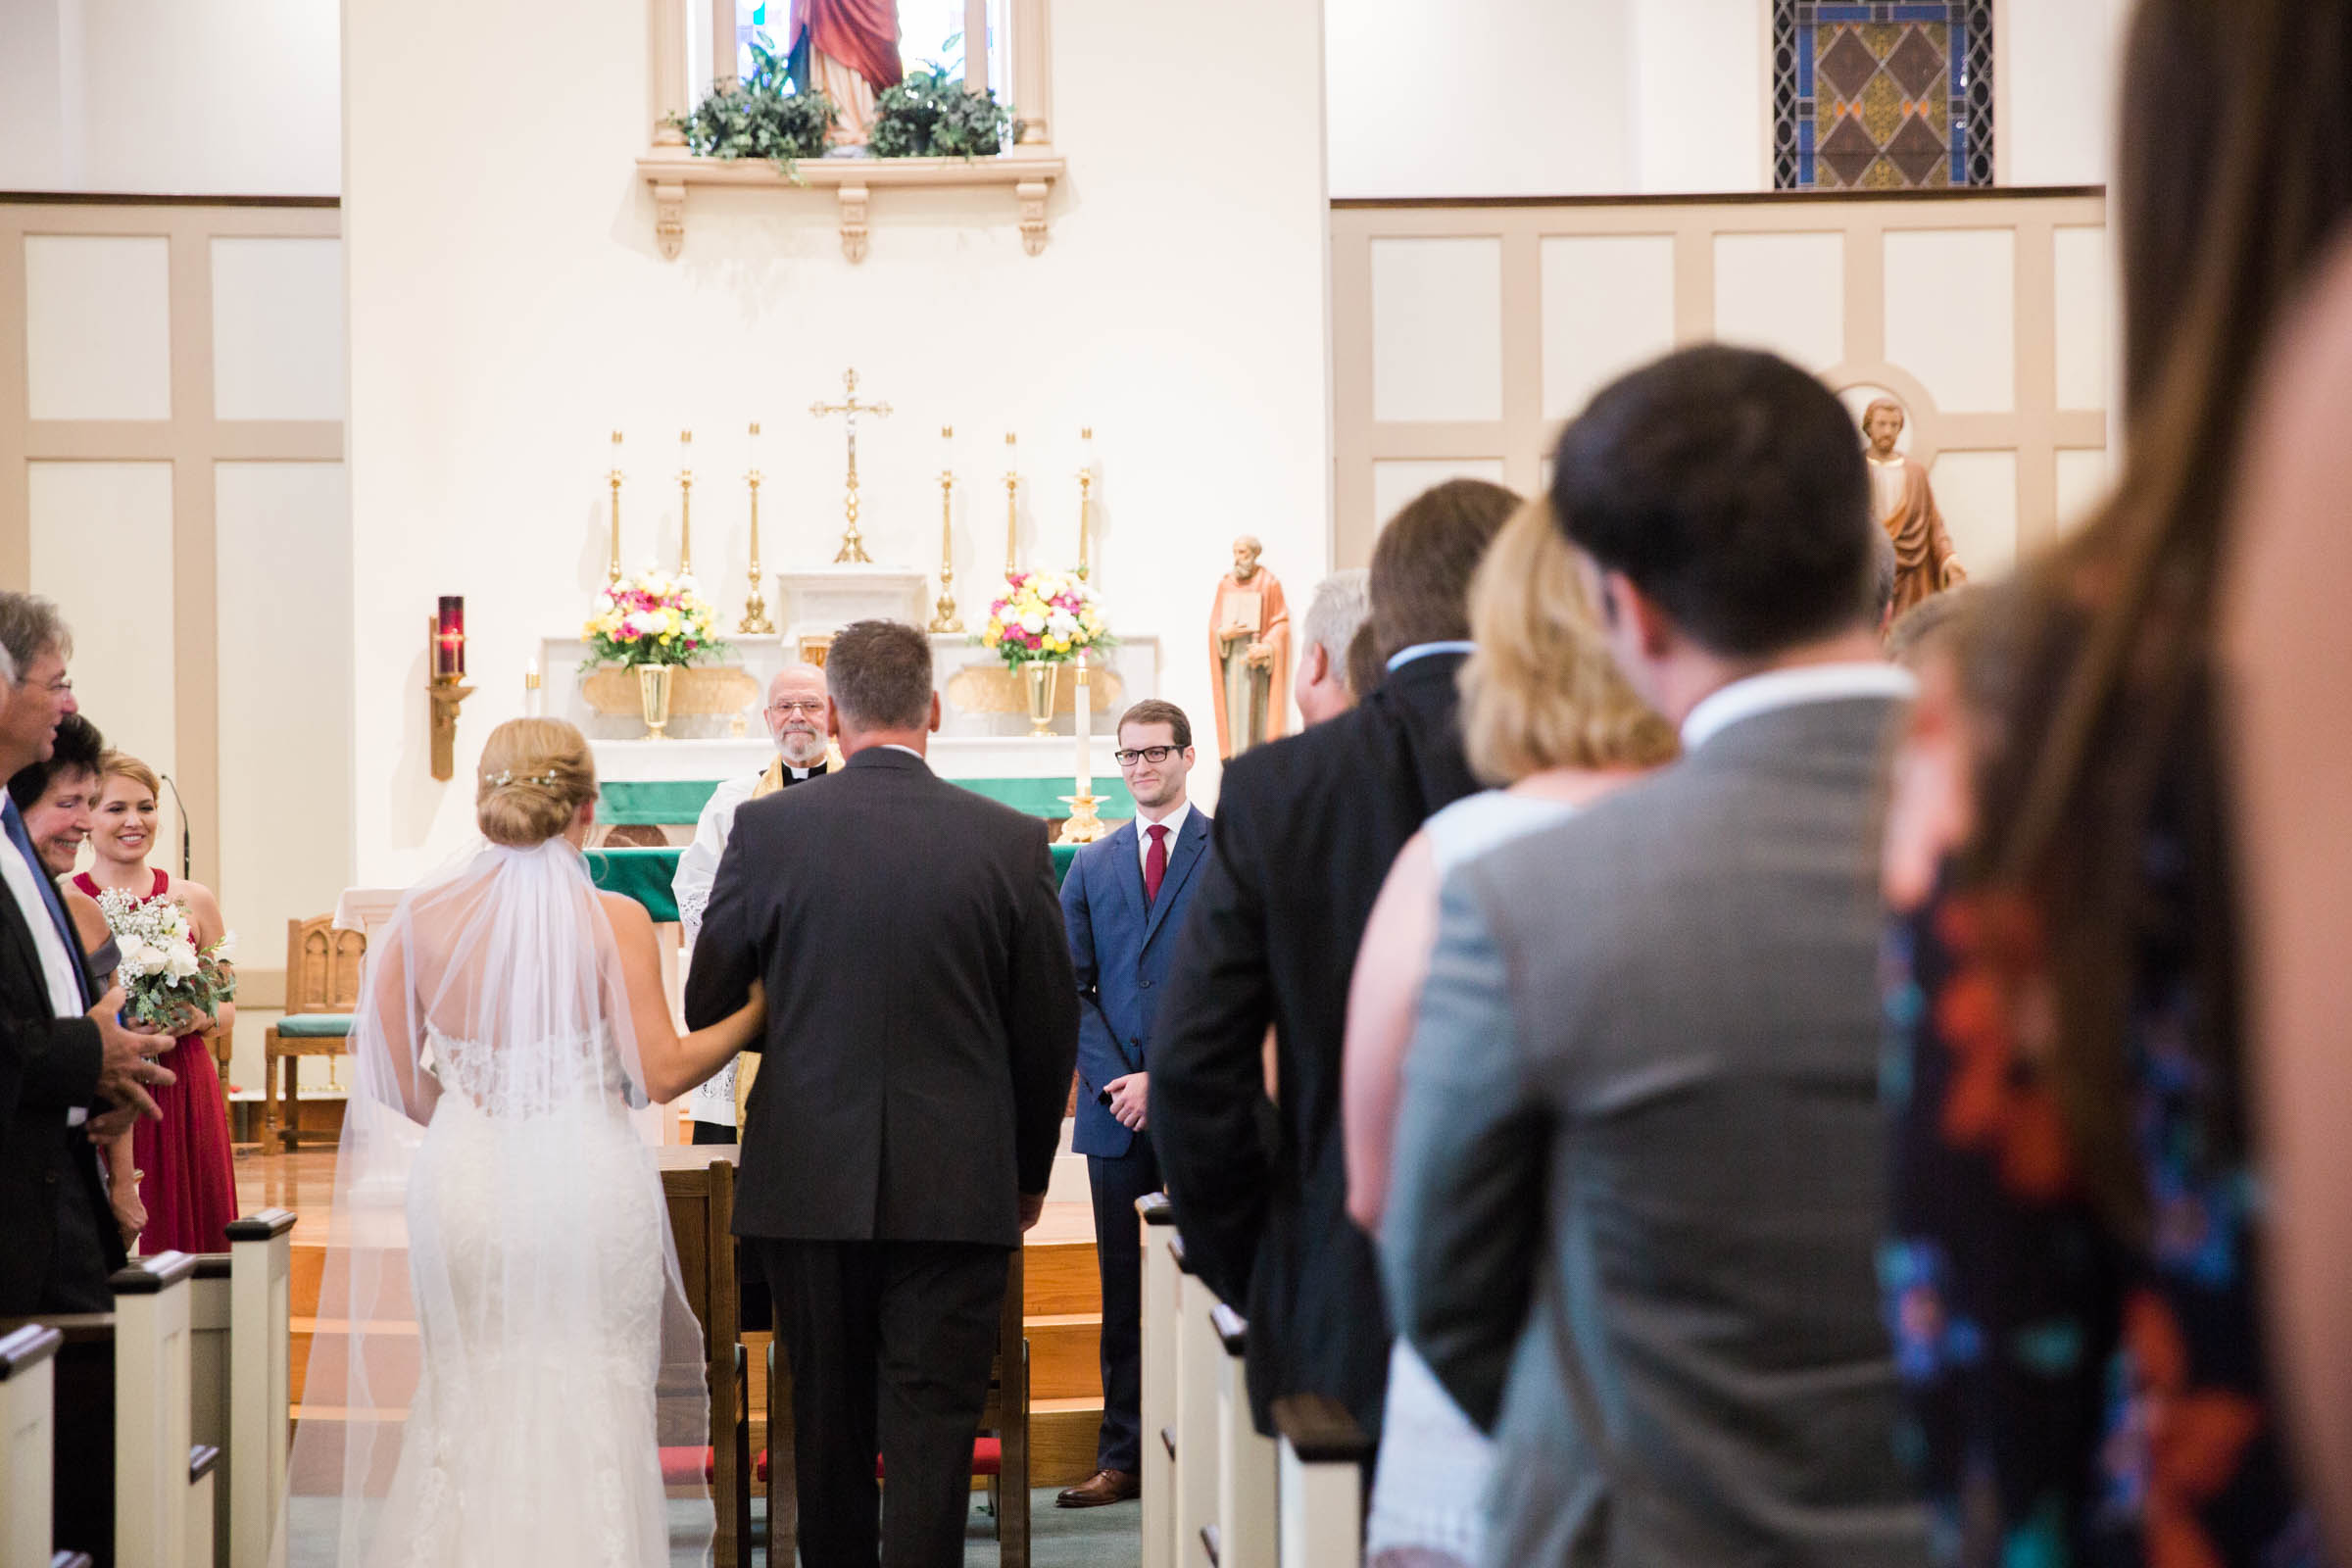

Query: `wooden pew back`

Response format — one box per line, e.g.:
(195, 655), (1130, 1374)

(0, 1324), (63, 1568)
(658, 1149), (750, 1568)
(190, 1210), (295, 1568)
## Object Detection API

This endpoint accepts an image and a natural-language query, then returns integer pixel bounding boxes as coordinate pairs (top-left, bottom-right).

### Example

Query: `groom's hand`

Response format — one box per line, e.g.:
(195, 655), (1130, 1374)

(1018, 1190), (1047, 1233)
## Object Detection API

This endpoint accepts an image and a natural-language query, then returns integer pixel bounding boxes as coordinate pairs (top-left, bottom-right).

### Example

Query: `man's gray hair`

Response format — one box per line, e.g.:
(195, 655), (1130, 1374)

(825, 620), (934, 731)
(1301, 568), (1372, 666)
(0, 592), (71, 687)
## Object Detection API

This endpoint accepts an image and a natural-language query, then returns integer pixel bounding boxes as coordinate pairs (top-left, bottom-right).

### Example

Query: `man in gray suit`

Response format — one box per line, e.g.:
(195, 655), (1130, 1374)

(1385, 346), (1929, 1566)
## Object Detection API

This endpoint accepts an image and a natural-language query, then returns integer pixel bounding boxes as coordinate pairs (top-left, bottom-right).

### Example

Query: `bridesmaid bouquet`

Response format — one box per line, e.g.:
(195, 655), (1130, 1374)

(95, 889), (238, 1032)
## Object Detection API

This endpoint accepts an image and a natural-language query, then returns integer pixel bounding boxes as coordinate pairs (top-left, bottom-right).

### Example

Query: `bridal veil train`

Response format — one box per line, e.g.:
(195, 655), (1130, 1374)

(287, 832), (713, 1566)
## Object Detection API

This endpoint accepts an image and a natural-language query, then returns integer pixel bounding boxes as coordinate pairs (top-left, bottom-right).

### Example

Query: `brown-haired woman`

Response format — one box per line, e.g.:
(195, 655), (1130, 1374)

(77, 750), (236, 1255)
(1342, 497), (1677, 1568)
(1878, 1), (2350, 1561)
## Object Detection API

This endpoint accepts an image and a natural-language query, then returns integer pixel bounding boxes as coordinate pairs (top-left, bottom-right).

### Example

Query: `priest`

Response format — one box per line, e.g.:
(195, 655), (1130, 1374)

(673, 662), (832, 1144)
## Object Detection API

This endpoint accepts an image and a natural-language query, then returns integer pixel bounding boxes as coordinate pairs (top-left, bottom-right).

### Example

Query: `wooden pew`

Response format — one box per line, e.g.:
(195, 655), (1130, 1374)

(1136, 1194), (1177, 1568)
(189, 1210), (295, 1568)
(1271, 1395), (1373, 1568)
(1, 1324), (63, 1568)
(657, 1149), (752, 1568)
(1206, 1305), (1274, 1568)
(112, 1253), (202, 1568)
(1168, 1235), (1222, 1567)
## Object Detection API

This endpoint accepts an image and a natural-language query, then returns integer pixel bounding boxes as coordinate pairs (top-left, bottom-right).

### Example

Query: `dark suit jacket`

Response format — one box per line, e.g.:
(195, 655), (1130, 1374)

(1058, 808), (1210, 1159)
(0, 858), (119, 1315)
(684, 746), (1080, 1249)
(1152, 651), (1481, 1437)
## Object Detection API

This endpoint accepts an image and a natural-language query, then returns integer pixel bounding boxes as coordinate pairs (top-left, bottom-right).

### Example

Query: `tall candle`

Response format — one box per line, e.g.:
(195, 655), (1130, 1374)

(524, 658), (542, 717)
(1074, 650), (1092, 799)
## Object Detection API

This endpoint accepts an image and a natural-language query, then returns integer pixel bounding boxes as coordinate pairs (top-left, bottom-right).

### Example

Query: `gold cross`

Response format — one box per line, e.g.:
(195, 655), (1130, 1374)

(809, 368), (894, 564)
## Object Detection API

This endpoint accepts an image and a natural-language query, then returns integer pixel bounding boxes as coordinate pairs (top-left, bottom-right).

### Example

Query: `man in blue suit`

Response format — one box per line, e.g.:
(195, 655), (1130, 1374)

(1055, 698), (1208, 1508)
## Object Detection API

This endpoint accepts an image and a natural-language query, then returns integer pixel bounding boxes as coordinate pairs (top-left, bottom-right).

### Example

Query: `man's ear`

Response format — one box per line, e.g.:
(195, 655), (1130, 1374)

(1303, 642), (1330, 685)
(927, 690), (943, 733)
(825, 697), (843, 738)
(1609, 571), (1679, 662)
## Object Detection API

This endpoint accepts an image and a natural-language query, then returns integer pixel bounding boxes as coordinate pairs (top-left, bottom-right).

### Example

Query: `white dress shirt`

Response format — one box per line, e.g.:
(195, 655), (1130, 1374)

(0, 809), (91, 1125)
(1134, 799), (1192, 878)
(1680, 662), (1917, 752)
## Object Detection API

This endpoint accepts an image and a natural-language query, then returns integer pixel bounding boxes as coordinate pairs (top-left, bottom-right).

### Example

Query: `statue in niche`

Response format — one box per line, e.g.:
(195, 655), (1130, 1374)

(786, 0), (902, 146)
(1863, 397), (1966, 616)
(1208, 535), (1292, 760)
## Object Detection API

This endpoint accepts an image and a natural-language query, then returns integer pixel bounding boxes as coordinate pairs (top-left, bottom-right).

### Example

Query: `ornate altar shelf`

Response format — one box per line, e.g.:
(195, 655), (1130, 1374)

(637, 149), (1068, 264)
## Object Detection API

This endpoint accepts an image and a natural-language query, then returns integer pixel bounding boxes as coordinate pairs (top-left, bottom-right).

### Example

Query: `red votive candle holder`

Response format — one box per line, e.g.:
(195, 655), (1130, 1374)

(436, 596), (466, 677)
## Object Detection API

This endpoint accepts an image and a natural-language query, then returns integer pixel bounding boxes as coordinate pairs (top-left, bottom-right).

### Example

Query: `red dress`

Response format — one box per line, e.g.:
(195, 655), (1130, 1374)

(77, 868), (238, 1255)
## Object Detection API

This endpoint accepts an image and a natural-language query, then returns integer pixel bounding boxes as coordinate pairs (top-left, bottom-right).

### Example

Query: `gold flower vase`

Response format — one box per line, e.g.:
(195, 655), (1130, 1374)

(636, 663), (676, 740)
(1021, 660), (1059, 738)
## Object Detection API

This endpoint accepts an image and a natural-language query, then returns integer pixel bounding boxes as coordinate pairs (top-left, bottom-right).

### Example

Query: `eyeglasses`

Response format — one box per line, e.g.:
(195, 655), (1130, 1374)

(767, 700), (825, 717)
(1113, 746), (1181, 767)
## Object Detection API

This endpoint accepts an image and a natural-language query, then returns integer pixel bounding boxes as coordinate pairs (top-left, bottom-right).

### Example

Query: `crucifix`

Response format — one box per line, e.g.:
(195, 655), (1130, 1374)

(810, 367), (894, 564)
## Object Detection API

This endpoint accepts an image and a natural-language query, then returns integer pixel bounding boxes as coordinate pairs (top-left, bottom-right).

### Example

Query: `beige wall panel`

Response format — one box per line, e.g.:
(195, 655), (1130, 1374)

(1885, 228), (2017, 415)
(28, 461), (178, 780)
(1372, 459), (1508, 535)
(2055, 447), (2114, 534)
(1714, 231), (1844, 373)
(24, 234), (172, 420)
(1539, 233), (1676, 421)
(1930, 450), (2020, 578)
(214, 463), (351, 1059)
(1372, 237), (1505, 423)
(212, 237), (346, 421)
(2052, 224), (2111, 413)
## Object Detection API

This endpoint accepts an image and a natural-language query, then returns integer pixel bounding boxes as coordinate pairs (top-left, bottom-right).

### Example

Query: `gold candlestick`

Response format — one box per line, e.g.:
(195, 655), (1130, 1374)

(930, 425), (963, 633)
(810, 368), (893, 564)
(740, 422), (775, 634)
(607, 431), (624, 583)
(1004, 432), (1020, 578)
(676, 429), (695, 576)
(1075, 425), (1094, 581)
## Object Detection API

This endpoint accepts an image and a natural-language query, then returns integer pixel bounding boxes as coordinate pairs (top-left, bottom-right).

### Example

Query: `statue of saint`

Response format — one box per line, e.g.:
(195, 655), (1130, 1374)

(1864, 398), (1966, 617)
(786, 0), (902, 146)
(1208, 535), (1292, 760)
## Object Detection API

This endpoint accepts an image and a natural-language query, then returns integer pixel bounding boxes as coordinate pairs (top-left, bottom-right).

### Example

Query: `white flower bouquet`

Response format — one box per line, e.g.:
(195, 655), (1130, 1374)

(95, 889), (238, 1033)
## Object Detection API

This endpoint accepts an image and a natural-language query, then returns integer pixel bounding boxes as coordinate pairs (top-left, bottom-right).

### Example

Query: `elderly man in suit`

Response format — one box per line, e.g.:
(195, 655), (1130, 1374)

(1151, 478), (1517, 1445)
(0, 593), (173, 1315)
(684, 618), (1078, 1568)
(1386, 346), (1929, 1564)
(1054, 698), (1209, 1508)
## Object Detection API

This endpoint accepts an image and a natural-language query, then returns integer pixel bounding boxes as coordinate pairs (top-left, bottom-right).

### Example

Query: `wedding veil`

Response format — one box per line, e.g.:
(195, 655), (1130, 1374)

(285, 838), (713, 1565)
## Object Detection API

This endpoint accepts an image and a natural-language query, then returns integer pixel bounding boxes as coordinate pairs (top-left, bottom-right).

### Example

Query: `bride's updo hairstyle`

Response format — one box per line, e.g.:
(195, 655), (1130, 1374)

(474, 717), (599, 848)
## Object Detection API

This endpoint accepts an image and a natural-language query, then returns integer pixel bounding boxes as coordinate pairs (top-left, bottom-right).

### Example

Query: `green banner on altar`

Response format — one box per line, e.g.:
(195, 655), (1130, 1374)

(597, 775), (1135, 827)
(585, 842), (1083, 925)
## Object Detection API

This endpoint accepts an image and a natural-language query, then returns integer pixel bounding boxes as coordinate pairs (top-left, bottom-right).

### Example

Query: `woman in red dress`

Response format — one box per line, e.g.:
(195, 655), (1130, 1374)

(77, 751), (238, 1256)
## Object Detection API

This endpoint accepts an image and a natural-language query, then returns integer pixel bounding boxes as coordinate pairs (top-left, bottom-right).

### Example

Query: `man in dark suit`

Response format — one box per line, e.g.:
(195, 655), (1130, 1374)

(684, 619), (1078, 1567)
(1151, 479), (1517, 1442)
(1054, 698), (1209, 1508)
(0, 593), (174, 1315)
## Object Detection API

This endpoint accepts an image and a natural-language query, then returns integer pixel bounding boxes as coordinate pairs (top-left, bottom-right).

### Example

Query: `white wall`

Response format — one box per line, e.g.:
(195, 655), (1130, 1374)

(0, 0), (340, 194)
(1327, 0), (2118, 199)
(343, 0), (1334, 882)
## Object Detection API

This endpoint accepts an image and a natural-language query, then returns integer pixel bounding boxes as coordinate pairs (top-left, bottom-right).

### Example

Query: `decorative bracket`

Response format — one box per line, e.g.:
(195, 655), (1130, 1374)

(1016, 180), (1051, 258)
(638, 152), (1064, 264)
(654, 181), (685, 262)
(838, 183), (870, 264)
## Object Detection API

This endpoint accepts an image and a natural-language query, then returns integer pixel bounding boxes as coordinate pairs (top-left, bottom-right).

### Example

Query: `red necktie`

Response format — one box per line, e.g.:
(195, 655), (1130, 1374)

(1144, 822), (1169, 905)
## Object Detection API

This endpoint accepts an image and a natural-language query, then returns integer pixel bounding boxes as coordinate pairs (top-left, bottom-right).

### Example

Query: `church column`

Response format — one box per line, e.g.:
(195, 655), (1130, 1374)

(1013, 0), (1053, 144)
(651, 0), (688, 145)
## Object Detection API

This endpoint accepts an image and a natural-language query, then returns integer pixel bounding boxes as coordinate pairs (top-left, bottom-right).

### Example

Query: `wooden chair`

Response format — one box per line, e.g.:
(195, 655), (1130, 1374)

(759, 1247), (1033, 1568)
(657, 1151), (753, 1568)
(1137, 1193), (1178, 1568)
(189, 1209), (294, 1568)
(1272, 1396), (1373, 1568)
(261, 916), (365, 1152)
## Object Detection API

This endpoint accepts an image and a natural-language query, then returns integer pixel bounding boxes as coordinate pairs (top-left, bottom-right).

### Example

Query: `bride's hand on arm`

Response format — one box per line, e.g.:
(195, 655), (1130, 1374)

(604, 892), (758, 1103)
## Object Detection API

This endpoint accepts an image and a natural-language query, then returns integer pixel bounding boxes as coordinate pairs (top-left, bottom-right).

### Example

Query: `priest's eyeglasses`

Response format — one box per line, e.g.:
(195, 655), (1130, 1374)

(767, 700), (826, 717)
(1113, 745), (1181, 767)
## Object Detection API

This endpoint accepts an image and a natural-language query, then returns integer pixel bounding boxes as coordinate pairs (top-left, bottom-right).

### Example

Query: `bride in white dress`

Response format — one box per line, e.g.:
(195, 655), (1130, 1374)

(289, 719), (763, 1567)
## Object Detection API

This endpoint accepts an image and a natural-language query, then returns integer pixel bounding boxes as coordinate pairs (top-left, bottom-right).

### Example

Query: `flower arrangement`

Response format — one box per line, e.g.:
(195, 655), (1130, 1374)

(95, 889), (237, 1034)
(582, 568), (729, 670)
(976, 569), (1110, 668)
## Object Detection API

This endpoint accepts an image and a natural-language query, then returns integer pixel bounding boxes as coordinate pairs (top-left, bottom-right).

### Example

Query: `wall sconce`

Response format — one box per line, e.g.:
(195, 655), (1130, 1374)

(428, 595), (473, 781)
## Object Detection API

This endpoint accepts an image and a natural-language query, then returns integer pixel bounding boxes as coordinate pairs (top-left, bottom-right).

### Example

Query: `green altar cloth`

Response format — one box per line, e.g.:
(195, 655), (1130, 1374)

(599, 775), (1134, 826)
(586, 842), (1082, 924)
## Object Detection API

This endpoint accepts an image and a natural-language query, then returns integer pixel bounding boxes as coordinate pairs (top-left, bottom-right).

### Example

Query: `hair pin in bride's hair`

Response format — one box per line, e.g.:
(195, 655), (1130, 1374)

(481, 767), (562, 789)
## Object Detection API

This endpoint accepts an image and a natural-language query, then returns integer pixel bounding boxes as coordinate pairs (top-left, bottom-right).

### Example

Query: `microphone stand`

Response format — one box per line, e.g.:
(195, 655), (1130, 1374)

(158, 772), (193, 881)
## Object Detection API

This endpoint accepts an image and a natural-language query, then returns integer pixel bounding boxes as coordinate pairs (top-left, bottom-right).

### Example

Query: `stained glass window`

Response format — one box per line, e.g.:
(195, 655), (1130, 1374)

(1772, 1), (1995, 191)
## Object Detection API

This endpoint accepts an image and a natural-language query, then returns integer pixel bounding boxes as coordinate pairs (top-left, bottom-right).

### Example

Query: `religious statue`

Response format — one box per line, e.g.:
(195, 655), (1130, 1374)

(1208, 535), (1291, 760)
(1863, 398), (1966, 617)
(786, 0), (903, 146)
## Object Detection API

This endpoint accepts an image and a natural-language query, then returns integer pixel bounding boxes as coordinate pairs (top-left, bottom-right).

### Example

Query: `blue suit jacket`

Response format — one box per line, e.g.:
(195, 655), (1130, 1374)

(1060, 808), (1210, 1158)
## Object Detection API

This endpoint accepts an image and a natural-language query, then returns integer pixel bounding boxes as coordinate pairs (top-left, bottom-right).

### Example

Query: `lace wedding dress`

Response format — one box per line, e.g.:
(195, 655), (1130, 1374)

(288, 841), (712, 1567)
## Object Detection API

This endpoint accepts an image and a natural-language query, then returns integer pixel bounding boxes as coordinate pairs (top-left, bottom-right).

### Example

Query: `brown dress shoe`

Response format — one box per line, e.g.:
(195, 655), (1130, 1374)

(1055, 1468), (1141, 1507)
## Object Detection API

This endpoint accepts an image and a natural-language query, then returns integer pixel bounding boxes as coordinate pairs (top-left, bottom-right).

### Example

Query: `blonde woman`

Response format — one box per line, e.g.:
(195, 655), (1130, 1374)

(1343, 498), (1678, 1568)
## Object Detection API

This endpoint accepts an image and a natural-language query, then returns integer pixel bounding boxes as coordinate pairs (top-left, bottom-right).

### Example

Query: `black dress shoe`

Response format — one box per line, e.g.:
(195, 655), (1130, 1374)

(1055, 1468), (1141, 1507)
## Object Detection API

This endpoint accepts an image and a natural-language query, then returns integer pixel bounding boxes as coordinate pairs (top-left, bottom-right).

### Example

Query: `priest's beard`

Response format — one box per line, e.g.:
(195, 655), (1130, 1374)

(778, 729), (828, 769)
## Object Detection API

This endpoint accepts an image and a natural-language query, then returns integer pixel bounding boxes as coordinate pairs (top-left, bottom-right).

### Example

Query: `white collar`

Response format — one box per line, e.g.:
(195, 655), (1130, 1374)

(1137, 799), (1191, 839)
(880, 744), (925, 761)
(1387, 640), (1477, 672)
(1680, 662), (1916, 752)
